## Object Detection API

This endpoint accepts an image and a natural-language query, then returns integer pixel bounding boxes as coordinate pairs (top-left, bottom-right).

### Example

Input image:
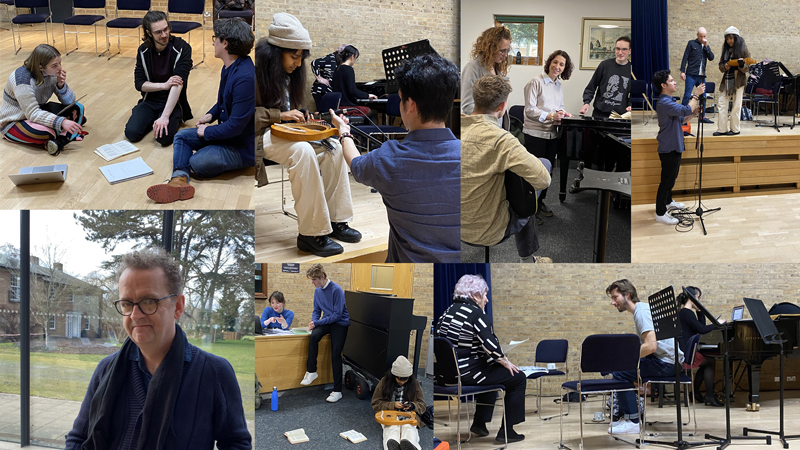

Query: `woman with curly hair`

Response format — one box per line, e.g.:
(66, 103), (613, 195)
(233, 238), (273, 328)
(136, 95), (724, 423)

(461, 25), (512, 115)
(523, 50), (574, 217)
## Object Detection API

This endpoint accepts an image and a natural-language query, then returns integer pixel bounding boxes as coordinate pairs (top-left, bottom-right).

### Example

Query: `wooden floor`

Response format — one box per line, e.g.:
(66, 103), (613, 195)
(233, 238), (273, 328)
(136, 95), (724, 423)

(0, 28), (253, 210)
(632, 110), (800, 139)
(435, 390), (800, 449)
(631, 192), (800, 263)
(254, 165), (390, 263)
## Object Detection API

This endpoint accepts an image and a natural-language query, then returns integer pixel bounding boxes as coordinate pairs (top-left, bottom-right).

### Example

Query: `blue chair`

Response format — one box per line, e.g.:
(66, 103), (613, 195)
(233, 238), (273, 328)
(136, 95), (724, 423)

(642, 334), (700, 437)
(753, 81), (783, 127)
(318, 91), (342, 114)
(167, 0), (205, 69)
(217, 7), (253, 31)
(508, 105), (524, 123)
(703, 81), (716, 120)
(63, 0), (106, 57)
(105, 0), (150, 60)
(433, 337), (508, 450)
(1, 0), (15, 31)
(526, 339), (570, 420)
(630, 79), (648, 123)
(351, 93), (408, 152)
(559, 334), (641, 450)
(11, 0), (54, 55)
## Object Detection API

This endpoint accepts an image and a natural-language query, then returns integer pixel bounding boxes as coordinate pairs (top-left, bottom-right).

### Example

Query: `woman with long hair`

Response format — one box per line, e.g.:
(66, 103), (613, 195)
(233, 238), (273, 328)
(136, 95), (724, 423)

(0, 44), (86, 155)
(461, 26), (512, 115)
(523, 49), (574, 219)
(371, 356), (425, 450)
(714, 26), (750, 136)
(255, 13), (360, 258)
(310, 44), (346, 111)
(331, 44), (378, 121)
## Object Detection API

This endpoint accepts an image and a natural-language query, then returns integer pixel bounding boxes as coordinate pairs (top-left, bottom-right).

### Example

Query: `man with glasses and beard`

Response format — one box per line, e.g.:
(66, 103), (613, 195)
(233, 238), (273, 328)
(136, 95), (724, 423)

(579, 36), (632, 118)
(65, 248), (251, 450)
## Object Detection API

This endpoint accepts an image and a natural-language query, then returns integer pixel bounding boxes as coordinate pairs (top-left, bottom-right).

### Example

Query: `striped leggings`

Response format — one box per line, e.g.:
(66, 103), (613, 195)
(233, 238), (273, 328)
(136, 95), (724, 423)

(3, 102), (85, 148)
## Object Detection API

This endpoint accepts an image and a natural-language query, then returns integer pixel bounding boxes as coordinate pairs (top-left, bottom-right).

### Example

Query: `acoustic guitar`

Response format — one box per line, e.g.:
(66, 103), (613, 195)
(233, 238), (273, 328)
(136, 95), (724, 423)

(270, 122), (339, 141)
(726, 57), (757, 67)
(375, 410), (418, 427)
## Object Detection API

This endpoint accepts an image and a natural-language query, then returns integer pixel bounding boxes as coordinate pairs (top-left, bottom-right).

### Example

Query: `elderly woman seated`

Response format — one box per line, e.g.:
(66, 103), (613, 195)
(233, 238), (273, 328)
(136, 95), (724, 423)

(435, 274), (527, 443)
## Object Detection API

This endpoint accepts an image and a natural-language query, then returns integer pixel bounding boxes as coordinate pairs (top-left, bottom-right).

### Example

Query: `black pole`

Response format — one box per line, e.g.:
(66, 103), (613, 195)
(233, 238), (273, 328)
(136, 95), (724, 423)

(162, 210), (174, 253)
(20, 210), (30, 446)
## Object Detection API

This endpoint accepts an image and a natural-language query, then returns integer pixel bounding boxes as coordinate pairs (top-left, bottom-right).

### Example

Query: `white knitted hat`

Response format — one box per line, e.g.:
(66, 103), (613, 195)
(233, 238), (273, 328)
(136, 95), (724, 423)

(724, 26), (740, 36)
(391, 356), (413, 378)
(267, 13), (312, 50)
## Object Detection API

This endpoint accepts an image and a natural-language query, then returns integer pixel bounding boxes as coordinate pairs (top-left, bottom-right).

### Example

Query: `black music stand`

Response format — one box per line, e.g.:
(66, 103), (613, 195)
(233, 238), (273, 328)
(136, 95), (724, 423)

(689, 290), (772, 449)
(754, 62), (789, 132)
(775, 62), (798, 130)
(740, 297), (795, 449)
(637, 287), (719, 450)
(381, 39), (437, 94)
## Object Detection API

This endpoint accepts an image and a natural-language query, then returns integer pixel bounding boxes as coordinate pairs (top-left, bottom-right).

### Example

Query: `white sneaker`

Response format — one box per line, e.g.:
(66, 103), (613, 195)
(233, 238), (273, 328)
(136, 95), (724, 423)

(666, 201), (685, 211)
(300, 372), (318, 386)
(608, 418), (640, 434)
(655, 213), (678, 225)
(326, 391), (343, 403)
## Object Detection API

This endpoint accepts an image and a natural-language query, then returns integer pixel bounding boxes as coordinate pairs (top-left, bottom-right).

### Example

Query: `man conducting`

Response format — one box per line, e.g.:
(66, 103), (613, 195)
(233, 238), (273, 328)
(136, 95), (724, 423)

(461, 75), (552, 263)
(124, 11), (193, 146)
(606, 279), (684, 435)
(65, 248), (251, 449)
(680, 27), (714, 125)
(579, 36), (632, 118)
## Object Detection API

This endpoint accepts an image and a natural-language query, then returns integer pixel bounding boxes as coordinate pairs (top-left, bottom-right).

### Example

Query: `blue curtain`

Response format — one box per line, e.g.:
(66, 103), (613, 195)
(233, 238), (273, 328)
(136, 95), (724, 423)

(632, 0), (669, 90)
(433, 264), (492, 330)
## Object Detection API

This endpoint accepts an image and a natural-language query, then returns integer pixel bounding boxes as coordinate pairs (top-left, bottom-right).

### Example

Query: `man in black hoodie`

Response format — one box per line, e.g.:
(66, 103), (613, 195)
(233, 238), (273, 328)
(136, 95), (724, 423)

(124, 10), (193, 146)
(579, 36), (632, 118)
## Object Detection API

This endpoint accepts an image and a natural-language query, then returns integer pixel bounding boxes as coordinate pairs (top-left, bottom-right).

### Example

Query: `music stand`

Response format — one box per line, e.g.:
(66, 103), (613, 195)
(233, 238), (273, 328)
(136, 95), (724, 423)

(689, 290), (772, 449)
(637, 286), (719, 449)
(776, 62), (798, 130)
(381, 39), (437, 94)
(754, 62), (789, 132)
(740, 297), (795, 449)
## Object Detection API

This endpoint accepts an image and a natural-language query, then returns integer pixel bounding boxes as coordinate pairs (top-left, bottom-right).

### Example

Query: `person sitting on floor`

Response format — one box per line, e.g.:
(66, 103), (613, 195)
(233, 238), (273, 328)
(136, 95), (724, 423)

(1, 44), (86, 155)
(330, 54), (461, 262)
(146, 18), (255, 204)
(371, 356), (426, 450)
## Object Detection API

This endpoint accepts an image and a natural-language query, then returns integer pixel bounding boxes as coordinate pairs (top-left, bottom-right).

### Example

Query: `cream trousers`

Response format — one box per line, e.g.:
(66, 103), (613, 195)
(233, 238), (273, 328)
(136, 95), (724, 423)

(382, 424), (420, 450)
(263, 131), (354, 236)
(717, 86), (744, 133)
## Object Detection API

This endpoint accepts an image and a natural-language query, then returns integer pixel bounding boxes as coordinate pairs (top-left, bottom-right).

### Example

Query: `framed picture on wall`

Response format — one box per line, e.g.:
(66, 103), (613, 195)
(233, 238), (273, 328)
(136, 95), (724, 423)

(580, 17), (631, 70)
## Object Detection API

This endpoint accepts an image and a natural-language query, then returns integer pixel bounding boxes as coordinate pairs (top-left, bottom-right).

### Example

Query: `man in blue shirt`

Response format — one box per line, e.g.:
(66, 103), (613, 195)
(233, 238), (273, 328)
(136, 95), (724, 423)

(330, 54), (461, 262)
(680, 27), (714, 125)
(653, 69), (704, 225)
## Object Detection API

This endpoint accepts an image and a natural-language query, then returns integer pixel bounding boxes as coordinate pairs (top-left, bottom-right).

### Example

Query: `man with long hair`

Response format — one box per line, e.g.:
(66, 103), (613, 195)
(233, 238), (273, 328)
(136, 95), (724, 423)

(124, 11), (193, 147)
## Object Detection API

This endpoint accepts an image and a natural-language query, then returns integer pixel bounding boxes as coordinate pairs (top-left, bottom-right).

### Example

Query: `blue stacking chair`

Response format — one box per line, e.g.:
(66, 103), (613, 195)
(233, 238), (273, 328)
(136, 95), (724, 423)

(642, 334), (699, 437)
(11, 0), (54, 55)
(167, 0), (205, 69)
(351, 93), (408, 152)
(104, 0), (150, 60)
(1, 0), (15, 31)
(630, 79), (648, 123)
(218, 5), (253, 31)
(63, 0), (106, 56)
(526, 339), (570, 420)
(559, 334), (641, 450)
(433, 337), (508, 450)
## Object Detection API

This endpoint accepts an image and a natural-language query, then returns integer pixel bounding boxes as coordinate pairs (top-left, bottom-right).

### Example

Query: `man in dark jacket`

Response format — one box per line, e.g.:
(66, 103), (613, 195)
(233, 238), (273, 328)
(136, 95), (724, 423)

(124, 11), (193, 146)
(64, 248), (251, 450)
(680, 27), (714, 124)
(146, 18), (255, 203)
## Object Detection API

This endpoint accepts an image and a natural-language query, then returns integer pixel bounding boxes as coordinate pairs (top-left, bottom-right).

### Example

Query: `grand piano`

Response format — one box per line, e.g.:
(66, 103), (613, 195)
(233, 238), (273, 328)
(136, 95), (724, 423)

(699, 314), (800, 411)
(342, 290), (428, 399)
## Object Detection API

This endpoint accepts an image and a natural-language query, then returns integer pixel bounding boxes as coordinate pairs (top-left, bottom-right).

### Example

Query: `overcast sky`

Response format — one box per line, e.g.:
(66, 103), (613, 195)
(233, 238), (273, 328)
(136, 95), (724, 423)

(0, 211), (136, 279)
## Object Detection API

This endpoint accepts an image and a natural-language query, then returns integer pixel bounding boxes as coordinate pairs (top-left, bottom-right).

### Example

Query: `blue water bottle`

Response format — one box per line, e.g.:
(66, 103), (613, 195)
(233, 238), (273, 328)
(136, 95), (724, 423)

(271, 386), (278, 411)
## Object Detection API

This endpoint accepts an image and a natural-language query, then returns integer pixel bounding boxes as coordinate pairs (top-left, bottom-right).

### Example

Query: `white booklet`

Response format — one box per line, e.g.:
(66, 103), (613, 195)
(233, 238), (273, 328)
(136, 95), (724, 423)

(99, 157), (153, 184)
(284, 428), (309, 444)
(518, 366), (550, 377)
(339, 430), (367, 443)
(501, 338), (529, 354)
(95, 140), (139, 161)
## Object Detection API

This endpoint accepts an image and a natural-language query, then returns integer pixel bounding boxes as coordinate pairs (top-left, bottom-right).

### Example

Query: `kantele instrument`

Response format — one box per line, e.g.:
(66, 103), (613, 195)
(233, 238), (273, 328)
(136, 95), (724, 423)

(270, 121), (338, 141)
(375, 410), (418, 427)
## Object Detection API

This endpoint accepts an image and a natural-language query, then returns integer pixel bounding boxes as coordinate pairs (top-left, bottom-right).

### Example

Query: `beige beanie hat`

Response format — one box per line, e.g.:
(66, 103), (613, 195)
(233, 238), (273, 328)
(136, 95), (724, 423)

(391, 356), (413, 378)
(724, 26), (740, 36)
(267, 13), (312, 50)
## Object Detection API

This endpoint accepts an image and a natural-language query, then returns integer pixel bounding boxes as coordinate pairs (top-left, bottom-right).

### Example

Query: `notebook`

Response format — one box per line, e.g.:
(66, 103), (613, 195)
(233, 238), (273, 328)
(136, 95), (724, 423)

(9, 164), (68, 185)
(95, 140), (139, 161)
(99, 157), (153, 184)
(284, 428), (309, 444)
(339, 430), (367, 443)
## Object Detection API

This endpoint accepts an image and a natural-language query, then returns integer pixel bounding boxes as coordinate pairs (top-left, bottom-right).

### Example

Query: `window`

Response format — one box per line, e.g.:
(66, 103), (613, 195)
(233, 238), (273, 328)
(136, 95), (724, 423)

(84, 316), (90, 331)
(255, 263), (266, 298)
(48, 315), (56, 330)
(495, 15), (545, 66)
(70, 293), (74, 303)
(9, 275), (20, 302)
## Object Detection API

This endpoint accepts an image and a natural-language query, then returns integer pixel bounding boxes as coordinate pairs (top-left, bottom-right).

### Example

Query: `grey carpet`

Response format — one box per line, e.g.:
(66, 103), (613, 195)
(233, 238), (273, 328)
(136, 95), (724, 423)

(461, 160), (631, 263)
(255, 371), (433, 450)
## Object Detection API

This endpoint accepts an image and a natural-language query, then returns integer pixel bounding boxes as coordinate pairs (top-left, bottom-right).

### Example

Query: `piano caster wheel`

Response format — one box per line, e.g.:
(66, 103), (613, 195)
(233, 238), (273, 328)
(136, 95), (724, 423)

(746, 403), (760, 412)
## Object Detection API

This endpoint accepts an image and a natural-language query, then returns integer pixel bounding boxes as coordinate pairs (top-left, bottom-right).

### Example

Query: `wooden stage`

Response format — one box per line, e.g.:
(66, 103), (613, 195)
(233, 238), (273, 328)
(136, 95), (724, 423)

(255, 165), (390, 263)
(0, 28), (253, 210)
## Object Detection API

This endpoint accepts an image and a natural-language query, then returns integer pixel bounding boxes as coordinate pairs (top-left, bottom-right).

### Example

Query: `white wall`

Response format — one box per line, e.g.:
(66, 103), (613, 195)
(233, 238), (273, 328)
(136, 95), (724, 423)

(461, 0), (631, 114)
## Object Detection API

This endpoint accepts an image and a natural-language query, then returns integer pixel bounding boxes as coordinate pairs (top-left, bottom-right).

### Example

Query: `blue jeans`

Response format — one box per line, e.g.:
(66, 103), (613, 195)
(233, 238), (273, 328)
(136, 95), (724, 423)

(171, 128), (249, 181)
(504, 158), (551, 257)
(681, 74), (706, 119)
(612, 355), (674, 419)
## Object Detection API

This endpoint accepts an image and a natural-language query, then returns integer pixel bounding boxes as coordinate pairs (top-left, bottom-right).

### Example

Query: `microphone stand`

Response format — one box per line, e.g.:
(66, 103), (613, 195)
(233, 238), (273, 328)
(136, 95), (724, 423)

(684, 74), (720, 235)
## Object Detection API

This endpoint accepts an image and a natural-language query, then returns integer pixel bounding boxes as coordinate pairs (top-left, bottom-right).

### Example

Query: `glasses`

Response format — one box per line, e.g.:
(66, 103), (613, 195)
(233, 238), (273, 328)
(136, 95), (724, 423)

(614, 47), (631, 52)
(152, 27), (170, 36)
(114, 294), (177, 316)
(498, 48), (511, 55)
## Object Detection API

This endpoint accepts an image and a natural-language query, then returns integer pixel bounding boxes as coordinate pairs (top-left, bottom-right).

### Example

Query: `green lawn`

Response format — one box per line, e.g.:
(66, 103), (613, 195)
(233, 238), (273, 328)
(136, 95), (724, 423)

(0, 338), (255, 419)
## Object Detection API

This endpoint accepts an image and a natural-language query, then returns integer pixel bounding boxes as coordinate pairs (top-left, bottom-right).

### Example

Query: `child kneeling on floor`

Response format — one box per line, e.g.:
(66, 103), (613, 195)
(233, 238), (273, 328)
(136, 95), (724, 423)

(371, 356), (426, 450)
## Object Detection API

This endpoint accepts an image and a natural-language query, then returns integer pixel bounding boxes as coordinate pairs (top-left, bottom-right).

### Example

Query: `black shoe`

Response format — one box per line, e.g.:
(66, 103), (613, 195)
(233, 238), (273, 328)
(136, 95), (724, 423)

(538, 200), (553, 217)
(701, 117), (714, 124)
(329, 222), (362, 243)
(296, 234), (343, 257)
(399, 440), (416, 450)
(727, 131), (740, 135)
(45, 136), (70, 155)
(704, 395), (724, 407)
(712, 131), (727, 136)
(495, 428), (524, 444)
(534, 214), (544, 226)
(387, 439), (401, 450)
(470, 421), (489, 437)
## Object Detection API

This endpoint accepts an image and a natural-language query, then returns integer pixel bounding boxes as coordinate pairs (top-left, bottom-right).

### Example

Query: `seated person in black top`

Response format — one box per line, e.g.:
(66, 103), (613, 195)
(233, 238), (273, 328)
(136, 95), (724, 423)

(124, 11), (193, 146)
(677, 287), (725, 407)
(331, 45), (378, 122)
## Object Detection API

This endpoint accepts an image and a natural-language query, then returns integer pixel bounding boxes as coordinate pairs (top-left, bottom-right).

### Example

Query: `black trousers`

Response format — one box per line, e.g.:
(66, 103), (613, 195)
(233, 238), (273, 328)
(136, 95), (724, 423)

(307, 323), (349, 392)
(523, 134), (558, 202)
(469, 364), (527, 427)
(656, 151), (683, 216)
(124, 99), (183, 146)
